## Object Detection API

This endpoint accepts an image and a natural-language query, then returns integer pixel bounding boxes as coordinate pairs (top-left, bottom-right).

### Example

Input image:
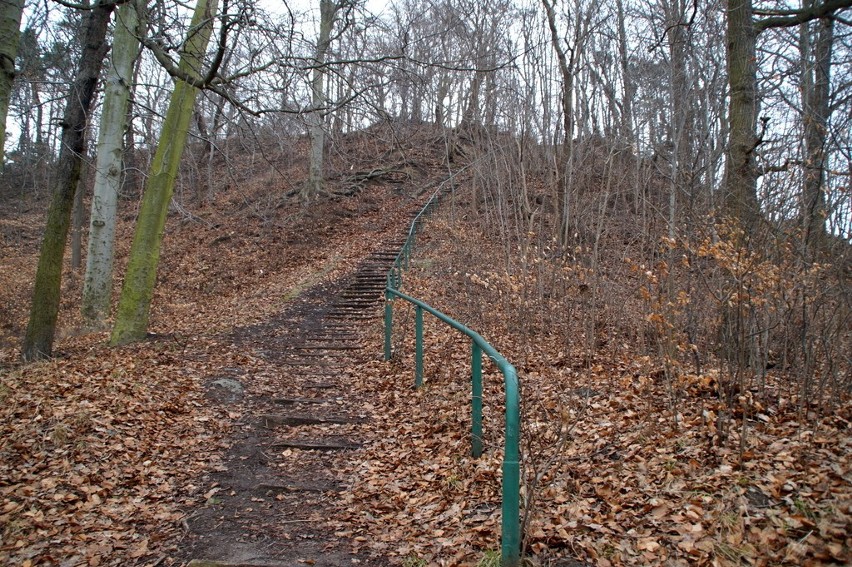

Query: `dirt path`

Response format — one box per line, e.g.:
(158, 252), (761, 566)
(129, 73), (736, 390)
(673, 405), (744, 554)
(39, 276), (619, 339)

(0, 127), (467, 567)
(175, 226), (412, 566)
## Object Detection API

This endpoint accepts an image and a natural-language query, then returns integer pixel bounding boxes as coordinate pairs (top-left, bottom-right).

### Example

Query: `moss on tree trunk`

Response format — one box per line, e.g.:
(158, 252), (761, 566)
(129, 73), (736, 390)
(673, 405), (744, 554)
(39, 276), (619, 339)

(21, 1), (113, 361)
(110, 0), (219, 346)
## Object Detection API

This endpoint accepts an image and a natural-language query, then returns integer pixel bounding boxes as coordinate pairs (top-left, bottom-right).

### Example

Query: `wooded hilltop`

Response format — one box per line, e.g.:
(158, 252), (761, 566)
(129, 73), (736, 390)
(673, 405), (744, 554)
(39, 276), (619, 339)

(0, 0), (850, 565)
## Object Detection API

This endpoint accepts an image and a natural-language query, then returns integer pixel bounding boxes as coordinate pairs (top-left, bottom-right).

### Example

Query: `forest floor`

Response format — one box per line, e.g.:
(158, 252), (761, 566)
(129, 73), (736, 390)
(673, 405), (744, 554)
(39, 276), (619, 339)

(0, 123), (849, 567)
(346, 215), (850, 566)
(0, 176), (427, 566)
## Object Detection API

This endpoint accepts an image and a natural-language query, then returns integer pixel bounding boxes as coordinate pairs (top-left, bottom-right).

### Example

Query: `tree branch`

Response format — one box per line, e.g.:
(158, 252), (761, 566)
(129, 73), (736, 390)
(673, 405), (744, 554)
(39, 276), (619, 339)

(755, 0), (852, 31)
(50, 0), (128, 11)
(648, 0), (700, 53)
(200, 0), (231, 86)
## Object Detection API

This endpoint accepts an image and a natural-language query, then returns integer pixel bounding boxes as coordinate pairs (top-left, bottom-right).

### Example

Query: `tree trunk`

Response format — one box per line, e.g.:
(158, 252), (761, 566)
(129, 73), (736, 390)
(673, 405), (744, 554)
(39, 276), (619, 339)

(304, 0), (338, 201)
(22, 0), (114, 361)
(111, 0), (218, 346)
(665, 0), (689, 239)
(723, 0), (851, 230)
(435, 74), (449, 127)
(462, 69), (485, 129)
(541, 0), (575, 248)
(0, 0), (24, 169)
(71, 158), (88, 269)
(799, 7), (832, 251)
(723, 0), (761, 229)
(123, 55), (142, 197)
(615, 0), (635, 143)
(82, 0), (142, 326)
(0, 0), (24, 170)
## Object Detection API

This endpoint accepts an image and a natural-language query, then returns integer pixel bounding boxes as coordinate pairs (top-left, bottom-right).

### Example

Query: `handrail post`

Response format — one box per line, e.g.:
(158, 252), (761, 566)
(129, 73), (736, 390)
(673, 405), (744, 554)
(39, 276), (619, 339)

(471, 343), (483, 458)
(501, 367), (521, 567)
(384, 290), (393, 361)
(415, 305), (424, 387)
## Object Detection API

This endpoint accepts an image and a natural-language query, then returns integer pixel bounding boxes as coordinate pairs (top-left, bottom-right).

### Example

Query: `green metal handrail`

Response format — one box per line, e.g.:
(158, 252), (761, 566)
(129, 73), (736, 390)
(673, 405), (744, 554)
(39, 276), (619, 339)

(386, 162), (478, 293)
(386, 184), (444, 293)
(383, 288), (521, 566)
(382, 175), (521, 566)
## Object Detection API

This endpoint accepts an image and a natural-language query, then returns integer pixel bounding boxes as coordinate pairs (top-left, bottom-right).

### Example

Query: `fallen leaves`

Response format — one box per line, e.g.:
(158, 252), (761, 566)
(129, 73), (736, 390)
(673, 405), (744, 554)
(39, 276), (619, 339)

(331, 361), (505, 563)
(1, 129), (849, 566)
(0, 341), (235, 566)
(0, 144), (453, 566)
(335, 216), (852, 565)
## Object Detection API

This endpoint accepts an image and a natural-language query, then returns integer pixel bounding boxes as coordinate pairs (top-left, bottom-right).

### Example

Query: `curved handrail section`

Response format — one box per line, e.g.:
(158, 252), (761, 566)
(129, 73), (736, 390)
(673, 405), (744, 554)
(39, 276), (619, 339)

(384, 290), (521, 564)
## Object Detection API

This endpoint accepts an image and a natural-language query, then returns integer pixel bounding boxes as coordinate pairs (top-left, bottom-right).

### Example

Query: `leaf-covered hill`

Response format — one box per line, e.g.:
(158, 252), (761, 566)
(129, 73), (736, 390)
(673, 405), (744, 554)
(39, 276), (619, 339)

(1, 121), (849, 566)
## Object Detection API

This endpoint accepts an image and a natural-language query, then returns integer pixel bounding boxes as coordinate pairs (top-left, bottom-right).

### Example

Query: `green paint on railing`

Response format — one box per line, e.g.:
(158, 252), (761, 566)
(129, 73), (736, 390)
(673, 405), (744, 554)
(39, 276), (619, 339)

(383, 292), (393, 360)
(382, 175), (522, 567)
(471, 342), (483, 458)
(414, 305), (424, 388)
(386, 181), (446, 293)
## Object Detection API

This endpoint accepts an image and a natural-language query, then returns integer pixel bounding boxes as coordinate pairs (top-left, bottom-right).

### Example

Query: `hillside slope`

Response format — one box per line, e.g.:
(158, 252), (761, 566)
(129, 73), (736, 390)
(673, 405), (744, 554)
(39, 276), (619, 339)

(1, 121), (849, 566)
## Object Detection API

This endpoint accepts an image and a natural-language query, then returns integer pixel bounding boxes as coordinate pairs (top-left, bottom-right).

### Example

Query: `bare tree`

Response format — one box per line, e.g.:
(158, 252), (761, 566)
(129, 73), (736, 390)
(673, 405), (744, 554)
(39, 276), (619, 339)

(724, 0), (852, 230)
(304, 0), (352, 200)
(798, 2), (835, 251)
(81, 0), (142, 326)
(111, 0), (221, 345)
(22, 0), (115, 361)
